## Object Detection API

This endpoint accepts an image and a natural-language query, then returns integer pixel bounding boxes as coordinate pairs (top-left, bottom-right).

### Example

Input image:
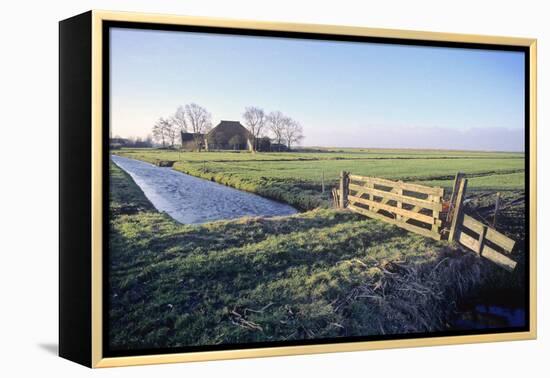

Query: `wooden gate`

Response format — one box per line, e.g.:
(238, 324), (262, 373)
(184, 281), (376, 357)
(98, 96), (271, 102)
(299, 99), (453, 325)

(336, 171), (519, 271)
(342, 172), (444, 240)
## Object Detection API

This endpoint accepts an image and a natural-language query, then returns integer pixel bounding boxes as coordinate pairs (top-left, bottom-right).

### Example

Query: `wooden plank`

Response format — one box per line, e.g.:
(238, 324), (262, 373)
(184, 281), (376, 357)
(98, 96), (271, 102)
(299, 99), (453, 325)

(481, 245), (517, 272)
(477, 225), (488, 254)
(462, 214), (485, 234)
(339, 171), (344, 208)
(366, 181), (396, 213)
(396, 187), (403, 221)
(434, 194), (443, 232)
(485, 228), (516, 253)
(349, 175), (444, 196)
(429, 194), (440, 232)
(348, 184), (368, 200)
(332, 188), (339, 208)
(349, 183), (443, 211)
(449, 178), (468, 242)
(459, 231), (517, 271)
(462, 214), (515, 253)
(348, 195), (441, 225)
(350, 175), (444, 197)
(446, 172), (465, 223)
(402, 204), (421, 223)
(348, 204), (441, 240)
(458, 231), (480, 253)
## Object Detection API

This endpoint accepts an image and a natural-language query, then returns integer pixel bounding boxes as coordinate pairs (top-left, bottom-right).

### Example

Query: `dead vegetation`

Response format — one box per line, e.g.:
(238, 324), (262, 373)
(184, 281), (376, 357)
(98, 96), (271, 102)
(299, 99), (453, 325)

(326, 248), (490, 335)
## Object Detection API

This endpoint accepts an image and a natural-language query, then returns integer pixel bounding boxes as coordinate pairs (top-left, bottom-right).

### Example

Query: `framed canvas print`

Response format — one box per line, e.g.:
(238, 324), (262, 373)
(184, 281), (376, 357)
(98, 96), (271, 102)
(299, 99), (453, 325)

(59, 10), (537, 368)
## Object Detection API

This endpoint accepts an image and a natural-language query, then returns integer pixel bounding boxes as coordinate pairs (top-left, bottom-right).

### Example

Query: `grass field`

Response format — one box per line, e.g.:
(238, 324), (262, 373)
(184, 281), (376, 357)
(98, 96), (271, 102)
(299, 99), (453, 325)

(109, 162), (511, 351)
(113, 148), (525, 210)
(108, 147), (527, 351)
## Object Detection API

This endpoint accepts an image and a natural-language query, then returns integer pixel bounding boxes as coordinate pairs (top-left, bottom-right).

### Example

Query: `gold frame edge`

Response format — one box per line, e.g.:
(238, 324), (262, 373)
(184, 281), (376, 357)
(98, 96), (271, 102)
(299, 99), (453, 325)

(91, 10), (104, 368)
(89, 9), (537, 368)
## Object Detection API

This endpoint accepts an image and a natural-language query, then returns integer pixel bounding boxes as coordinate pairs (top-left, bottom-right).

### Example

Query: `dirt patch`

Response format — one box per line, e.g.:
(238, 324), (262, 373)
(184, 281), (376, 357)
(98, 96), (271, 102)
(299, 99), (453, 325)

(156, 160), (176, 167)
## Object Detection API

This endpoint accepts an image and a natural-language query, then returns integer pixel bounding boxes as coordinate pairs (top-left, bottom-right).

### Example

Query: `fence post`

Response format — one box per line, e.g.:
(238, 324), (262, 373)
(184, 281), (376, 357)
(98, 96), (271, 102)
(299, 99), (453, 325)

(430, 193), (441, 233)
(493, 192), (501, 228)
(449, 177), (468, 242)
(446, 172), (465, 224)
(339, 171), (349, 209)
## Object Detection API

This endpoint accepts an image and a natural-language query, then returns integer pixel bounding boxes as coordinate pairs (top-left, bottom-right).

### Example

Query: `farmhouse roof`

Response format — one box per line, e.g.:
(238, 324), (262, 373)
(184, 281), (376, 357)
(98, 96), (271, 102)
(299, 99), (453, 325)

(207, 120), (252, 138)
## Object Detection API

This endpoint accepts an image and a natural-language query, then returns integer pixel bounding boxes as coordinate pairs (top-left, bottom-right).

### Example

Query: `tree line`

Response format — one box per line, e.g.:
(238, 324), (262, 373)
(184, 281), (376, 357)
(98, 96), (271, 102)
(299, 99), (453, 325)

(243, 106), (304, 151)
(153, 103), (212, 151)
(110, 135), (153, 149)
(151, 103), (304, 152)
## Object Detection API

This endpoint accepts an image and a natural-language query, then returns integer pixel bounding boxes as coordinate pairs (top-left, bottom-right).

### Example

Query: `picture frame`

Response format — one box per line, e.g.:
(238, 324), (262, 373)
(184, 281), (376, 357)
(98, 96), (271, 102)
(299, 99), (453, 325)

(59, 10), (537, 368)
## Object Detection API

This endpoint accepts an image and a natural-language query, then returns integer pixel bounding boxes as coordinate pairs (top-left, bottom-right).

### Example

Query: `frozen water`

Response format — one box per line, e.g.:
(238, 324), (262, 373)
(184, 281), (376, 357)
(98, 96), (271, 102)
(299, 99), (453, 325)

(111, 155), (297, 224)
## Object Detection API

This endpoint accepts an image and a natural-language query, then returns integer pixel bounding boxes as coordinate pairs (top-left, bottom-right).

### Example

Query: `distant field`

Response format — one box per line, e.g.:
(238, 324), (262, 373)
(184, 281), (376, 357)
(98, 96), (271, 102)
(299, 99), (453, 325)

(115, 147), (524, 162)
(108, 162), (498, 350)
(108, 149), (526, 350)
(113, 148), (525, 210)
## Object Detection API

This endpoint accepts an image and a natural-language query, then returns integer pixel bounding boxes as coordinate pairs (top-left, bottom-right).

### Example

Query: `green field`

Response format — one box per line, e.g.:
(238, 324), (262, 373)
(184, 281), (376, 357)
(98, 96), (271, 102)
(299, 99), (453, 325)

(109, 148), (526, 351)
(109, 162), (506, 350)
(114, 148), (525, 210)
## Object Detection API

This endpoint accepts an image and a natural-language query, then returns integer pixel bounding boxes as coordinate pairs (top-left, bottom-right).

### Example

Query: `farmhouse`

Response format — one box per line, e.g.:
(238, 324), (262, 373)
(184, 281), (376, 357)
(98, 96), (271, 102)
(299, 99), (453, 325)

(180, 120), (253, 151)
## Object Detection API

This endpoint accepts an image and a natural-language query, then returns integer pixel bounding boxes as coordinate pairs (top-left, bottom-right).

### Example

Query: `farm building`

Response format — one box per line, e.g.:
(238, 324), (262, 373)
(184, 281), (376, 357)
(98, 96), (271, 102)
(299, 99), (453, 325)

(206, 121), (253, 151)
(180, 120), (253, 151)
(179, 132), (206, 150)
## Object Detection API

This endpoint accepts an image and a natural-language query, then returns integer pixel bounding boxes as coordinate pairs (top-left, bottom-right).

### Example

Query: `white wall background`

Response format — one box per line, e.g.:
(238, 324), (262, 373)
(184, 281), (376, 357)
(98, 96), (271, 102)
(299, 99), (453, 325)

(1, 0), (547, 376)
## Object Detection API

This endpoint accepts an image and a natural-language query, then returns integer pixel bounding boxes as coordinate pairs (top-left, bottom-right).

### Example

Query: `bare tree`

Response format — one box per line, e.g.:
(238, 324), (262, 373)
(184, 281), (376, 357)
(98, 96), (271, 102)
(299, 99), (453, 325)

(162, 118), (177, 147)
(283, 119), (304, 150)
(152, 117), (176, 148)
(152, 118), (167, 147)
(172, 106), (188, 147)
(184, 103), (212, 151)
(242, 106), (266, 152)
(266, 111), (288, 151)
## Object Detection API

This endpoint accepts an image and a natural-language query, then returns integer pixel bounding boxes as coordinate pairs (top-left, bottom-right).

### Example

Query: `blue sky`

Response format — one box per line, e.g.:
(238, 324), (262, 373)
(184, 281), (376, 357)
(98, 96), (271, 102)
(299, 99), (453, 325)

(110, 27), (525, 151)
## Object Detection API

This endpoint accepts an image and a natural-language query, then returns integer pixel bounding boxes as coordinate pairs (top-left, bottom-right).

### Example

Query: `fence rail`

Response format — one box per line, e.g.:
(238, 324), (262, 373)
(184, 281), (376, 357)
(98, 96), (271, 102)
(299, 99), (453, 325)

(349, 174), (444, 196)
(335, 170), (519, 271)
(341, 172), (443, 241)
(457, 214), (517, 271)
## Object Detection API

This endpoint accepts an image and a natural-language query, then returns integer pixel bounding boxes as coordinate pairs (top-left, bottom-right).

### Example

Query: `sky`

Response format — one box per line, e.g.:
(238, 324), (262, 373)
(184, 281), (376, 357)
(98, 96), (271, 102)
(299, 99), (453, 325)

(110, 27), (525, 151)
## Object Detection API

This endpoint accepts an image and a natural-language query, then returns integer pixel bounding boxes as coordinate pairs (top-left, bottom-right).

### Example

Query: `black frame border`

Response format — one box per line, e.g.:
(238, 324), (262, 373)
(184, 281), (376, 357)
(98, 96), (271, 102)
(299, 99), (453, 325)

(59, 10), (93, 367)
(101, 20), (531, 359)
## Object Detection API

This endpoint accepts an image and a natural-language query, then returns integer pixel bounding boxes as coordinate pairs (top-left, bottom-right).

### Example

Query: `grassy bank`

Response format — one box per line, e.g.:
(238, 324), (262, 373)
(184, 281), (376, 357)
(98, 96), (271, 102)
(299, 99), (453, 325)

(109, 162), (511, 351)
(113, 148), (525, 210)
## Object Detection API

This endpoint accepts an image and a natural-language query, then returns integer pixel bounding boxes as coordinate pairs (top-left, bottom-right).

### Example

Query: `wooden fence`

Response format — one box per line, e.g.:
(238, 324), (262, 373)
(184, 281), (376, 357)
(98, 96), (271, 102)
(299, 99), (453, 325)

(335, 171), (519, 271)
(455, 214), (517, 271)
(342, 172), (444, 240)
